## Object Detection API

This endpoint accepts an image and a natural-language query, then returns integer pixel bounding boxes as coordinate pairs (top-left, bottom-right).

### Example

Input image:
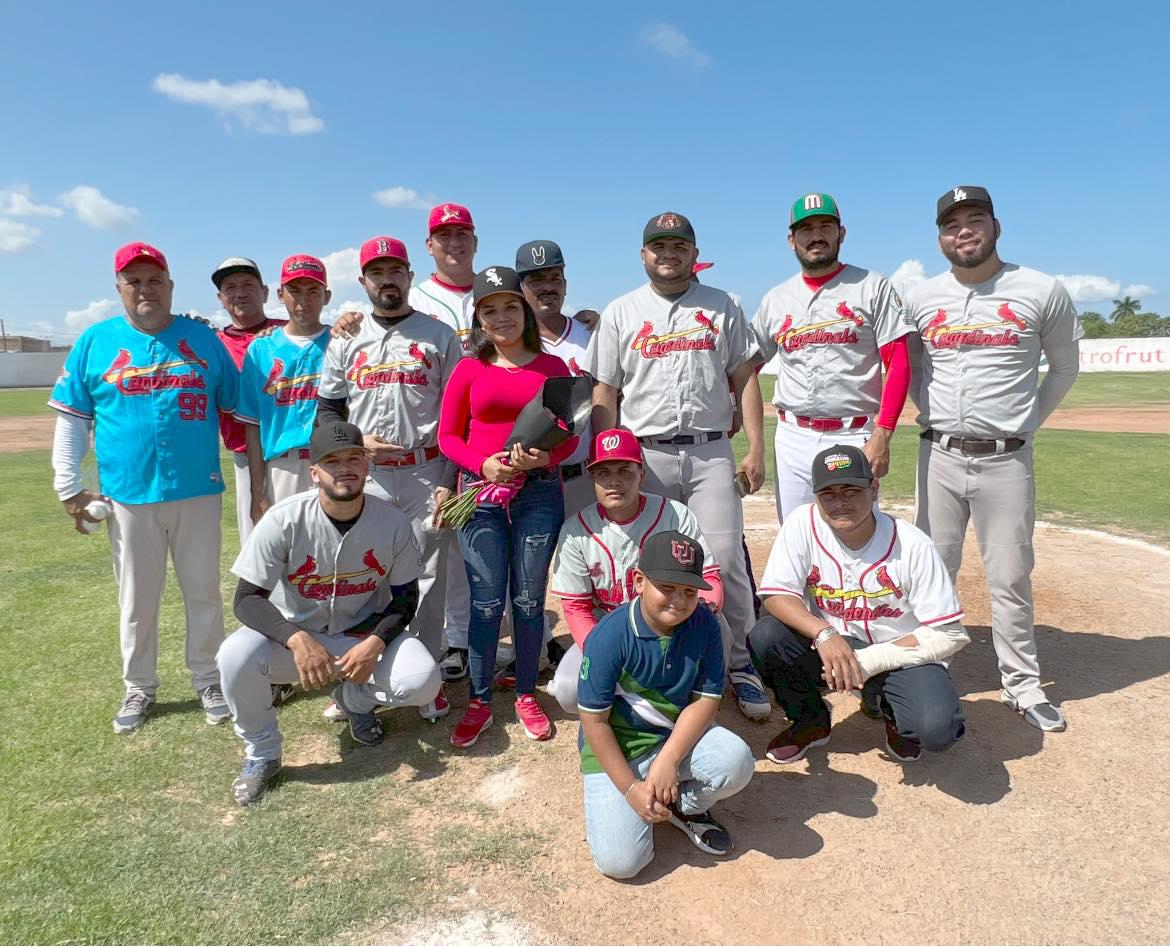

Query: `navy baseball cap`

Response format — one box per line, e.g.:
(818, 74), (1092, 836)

(516, 239), (565, 276)
(639, 530), (711, 590)
(310, 421), (365, 464)
(812, 445), (875, 492)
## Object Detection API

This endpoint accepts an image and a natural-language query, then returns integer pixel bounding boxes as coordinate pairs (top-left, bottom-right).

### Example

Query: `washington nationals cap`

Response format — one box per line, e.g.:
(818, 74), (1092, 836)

(643, 211), (696, 245)
(360, 236), (409, 271)
(515, 239), (565, 276)
(639, 530), (712, 590)
(309, 420), (365, 464)
(936, 185), (994, 225)
(472, 266), (523, 305)
(588, 428), (642, 469)
(280, 254), (327, 286)
(211, 256), (262, 288)
(115, 242), (168, 274)
(790, 193), (841, 229)
(812, 444), (875, 493)
(428, 202), (475, 234)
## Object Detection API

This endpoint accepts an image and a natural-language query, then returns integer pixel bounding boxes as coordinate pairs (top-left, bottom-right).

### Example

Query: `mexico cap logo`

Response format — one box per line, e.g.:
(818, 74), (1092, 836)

(824, 452), (852, 471)
(803, 194), (824, 210)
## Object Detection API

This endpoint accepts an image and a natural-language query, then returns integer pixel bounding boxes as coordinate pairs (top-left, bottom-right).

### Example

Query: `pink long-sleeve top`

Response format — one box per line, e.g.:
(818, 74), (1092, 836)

(439, 353), (579, 476)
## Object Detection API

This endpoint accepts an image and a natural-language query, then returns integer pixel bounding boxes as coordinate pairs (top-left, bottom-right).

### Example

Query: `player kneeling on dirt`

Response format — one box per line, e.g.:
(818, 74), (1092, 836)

(549, 428), (727, 714)
(578, 531), (754, 879)
(749, 445), (968, 765)
(218, 420), (441, 806)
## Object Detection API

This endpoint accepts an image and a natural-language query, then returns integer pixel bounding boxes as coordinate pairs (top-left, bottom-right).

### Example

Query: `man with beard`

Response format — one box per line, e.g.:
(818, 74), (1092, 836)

(588, 212), (770, 721)
(906, 186), (1082, 733)
(316, 236), (463, 723)
(218, 420), (440, 805)
(750, 193), (913, 523)
(211, 257), (286, 542)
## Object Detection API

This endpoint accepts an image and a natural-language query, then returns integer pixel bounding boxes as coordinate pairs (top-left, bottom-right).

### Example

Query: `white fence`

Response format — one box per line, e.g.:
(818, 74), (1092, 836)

(0, 353), (67, 388)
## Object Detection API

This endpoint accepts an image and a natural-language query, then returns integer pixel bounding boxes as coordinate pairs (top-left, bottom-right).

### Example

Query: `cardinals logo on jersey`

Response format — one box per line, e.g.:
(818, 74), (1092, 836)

(922, 305), (1025, 349)
(102, 339), (208, 395)
(346, 348), (431, 390)
(805, 562), (906, 624)
(288, 548), (387, 600)
(773, 303), (863, 354)
(263, 357), (320, 406)
(631, 312), (717, 360)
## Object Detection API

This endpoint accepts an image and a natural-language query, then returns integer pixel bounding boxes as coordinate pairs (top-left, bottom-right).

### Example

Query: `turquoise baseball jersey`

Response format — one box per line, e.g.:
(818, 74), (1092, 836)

(49, 315), (239, 505)
(235, 328), (328, 461)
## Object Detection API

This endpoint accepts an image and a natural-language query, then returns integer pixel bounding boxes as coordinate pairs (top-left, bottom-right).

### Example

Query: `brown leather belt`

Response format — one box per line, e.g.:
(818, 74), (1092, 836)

(924, 430), (1025, 456)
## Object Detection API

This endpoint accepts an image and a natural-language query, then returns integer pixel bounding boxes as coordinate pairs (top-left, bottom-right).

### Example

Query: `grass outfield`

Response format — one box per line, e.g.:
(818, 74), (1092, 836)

(0, 387), (53, 418)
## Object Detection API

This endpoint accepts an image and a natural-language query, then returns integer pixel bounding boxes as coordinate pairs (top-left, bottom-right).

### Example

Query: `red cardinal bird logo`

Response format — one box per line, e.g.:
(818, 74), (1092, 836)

(807, 565), (822, 588)
(407, 342), (432, 369)
(775, 315), (794, 340)
(997, 302), (1026, 330)
(694, 311), (719, 335)
(836, 301), (865, 327)
(289, 555), (318, 581)
(362, 549), (387, 577)
(632, 321), (655, 351)
(874, 565), (903, 599)
(177, 338), (209, 369)
(265, 357), (286, 389)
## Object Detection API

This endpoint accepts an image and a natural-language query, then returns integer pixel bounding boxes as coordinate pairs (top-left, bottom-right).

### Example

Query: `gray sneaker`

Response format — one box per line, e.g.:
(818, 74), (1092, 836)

(332, 687), (384, 746)
(1002, 691), (1067, 732)
(199, 684), (231, 725)
(232, 758), (282, 806)
(113, 690), (155, 734)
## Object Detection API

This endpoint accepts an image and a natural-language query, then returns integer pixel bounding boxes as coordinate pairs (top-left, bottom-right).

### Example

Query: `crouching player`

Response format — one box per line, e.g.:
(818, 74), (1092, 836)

(217, 421), (441, 805)
(578, 531), (755, 879)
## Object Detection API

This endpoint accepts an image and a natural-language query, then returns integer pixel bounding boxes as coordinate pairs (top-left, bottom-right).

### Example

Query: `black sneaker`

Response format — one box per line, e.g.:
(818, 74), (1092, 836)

(667, 804), (733, 856)
(271, 683), (297, 708)
(859, 686), (883, 721)
(883, 718), (922, 762)
(440, 647), (469, 682)
(232, 758), (282, 806)
(199, 684), (231, 725)
(332, 687), (384, 747)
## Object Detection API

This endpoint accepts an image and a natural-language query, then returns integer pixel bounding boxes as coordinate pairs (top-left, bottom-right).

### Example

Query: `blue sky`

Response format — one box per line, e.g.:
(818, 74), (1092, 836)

(1, 1), (1166, 342)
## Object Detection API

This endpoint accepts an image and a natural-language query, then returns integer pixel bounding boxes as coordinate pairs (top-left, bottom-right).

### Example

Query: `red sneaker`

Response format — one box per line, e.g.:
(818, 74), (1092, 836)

(515, 694), (553, 741)
(419, 685), (450, 722)
(450, 698), (493, 748)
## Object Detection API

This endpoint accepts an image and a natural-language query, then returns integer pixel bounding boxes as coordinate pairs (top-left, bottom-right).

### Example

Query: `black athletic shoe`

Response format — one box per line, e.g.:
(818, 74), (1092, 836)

(667, 804), (733, 856)
(232, 758), (282, 807)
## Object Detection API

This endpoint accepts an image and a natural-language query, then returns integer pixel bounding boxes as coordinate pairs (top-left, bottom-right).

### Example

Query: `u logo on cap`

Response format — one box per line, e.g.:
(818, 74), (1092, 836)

(671, 540), (695, 566)
(601, 434), (621, 452)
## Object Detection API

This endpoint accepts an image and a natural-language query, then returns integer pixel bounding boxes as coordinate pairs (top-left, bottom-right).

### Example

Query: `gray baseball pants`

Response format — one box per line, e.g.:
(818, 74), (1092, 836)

(914, 437), (1047, 709)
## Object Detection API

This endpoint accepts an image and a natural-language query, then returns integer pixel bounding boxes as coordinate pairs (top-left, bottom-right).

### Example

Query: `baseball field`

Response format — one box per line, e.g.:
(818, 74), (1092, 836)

(2, 374), (1168, 944)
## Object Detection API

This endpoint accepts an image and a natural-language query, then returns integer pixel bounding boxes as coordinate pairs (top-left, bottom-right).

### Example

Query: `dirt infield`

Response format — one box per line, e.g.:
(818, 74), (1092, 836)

(356, 499), (1170, 946)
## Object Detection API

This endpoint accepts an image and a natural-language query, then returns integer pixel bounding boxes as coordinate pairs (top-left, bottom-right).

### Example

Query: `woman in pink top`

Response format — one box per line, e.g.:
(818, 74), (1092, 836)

(439, 266), (577, 748)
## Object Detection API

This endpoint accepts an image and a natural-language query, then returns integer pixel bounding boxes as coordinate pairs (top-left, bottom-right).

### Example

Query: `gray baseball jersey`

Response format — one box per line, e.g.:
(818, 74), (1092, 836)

(232, 491), (422, 634)
(317, 311), (462, 451)
(587, 282), (757, 437)
(751, 264), (912, 417)
(409, 277), (474, 355)
(906, 264), (1083, 437)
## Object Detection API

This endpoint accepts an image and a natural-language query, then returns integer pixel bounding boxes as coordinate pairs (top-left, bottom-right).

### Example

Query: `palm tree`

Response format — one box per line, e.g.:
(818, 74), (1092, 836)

(1111, 296), (1141, 319)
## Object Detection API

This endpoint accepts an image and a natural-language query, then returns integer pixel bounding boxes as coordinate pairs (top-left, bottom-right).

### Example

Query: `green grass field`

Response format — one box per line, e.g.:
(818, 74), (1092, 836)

(0, 387), (54, 418)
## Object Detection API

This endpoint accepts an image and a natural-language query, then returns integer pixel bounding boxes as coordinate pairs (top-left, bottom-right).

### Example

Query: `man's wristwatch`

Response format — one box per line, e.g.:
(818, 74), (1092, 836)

(812, 626), (839, 650)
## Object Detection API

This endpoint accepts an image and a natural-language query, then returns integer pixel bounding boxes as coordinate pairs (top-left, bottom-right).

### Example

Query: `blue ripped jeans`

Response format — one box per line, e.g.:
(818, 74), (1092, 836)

(458, 470), (564, 700)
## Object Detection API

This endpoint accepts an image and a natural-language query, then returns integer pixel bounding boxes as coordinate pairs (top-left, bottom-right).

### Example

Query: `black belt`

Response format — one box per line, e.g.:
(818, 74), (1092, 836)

(923, 429), (1025, 456)
(639, 432), (724, 446)
(561, 462), (586, 480)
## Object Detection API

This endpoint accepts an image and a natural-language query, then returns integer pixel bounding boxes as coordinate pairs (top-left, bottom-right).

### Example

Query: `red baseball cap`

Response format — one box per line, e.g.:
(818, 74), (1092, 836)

(588, 428), (643, 469)
(114, 242), (168, 273)
(428, 202), (475, 234)
(359, 236), (410, 271)
(280, 254), (327, 286)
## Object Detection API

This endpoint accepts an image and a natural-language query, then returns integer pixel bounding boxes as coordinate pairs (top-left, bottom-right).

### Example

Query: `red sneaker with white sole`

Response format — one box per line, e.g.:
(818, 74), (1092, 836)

(515, 694), (553, 741)
(450, 698), (493, 748)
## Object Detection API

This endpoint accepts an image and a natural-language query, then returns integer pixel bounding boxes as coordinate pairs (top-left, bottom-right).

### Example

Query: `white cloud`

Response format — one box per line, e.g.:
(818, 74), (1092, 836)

(890, 259), (928, 294)
(152, 73), (324, 135)
(1122, 283), (1156, 299)
(59, 186), (138, 229)
(319, 247), (361, 293)
(372, 186), (434, 210)
(640, 23), (711, 67)
(65, 299), (119, 333)
(0, 186), (63, 218)
(323, 299), (369, 323)
(1053, 274), (1121, 303)
(0, 218), (40, 252)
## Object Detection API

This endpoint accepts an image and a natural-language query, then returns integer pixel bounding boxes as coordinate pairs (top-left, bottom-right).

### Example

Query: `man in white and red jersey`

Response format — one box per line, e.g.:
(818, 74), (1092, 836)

(548, 429), (725, 714)
(211, 256), (286, 543)
(751, 193), (913, 522)
(749, 445), (968, 765)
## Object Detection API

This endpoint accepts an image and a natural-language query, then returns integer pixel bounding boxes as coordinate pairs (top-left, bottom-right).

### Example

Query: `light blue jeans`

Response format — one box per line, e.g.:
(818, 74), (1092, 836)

(583, 724), (755, 879)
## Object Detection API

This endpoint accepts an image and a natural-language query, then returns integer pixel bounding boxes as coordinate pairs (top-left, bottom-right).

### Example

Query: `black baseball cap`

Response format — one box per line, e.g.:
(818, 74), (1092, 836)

(812, 444), (875, 493)
(515, 239), (565, 276)
(639, 530), (712, 590)
(309, 420), (365, 464)
(642, 211), (696, 246)
(211, 256), (263, 289)
(936, 185), (994, 225)
(472, 265), (524, 305)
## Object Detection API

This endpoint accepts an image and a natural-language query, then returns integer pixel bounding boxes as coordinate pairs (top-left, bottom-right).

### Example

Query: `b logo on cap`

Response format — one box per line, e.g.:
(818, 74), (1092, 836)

(804, 194), (823, 210)
(953, 188), (967, 201)
(485, 268), (503, 286)
(601, 433), (621, 452)
(376, 239), (389, 254)
(655, 213), (679, 230)
(531, 246), (546, 265)
(671, 540), (696, 566)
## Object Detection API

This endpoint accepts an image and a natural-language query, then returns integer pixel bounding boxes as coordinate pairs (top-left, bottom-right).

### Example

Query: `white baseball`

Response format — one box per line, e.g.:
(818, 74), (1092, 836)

(80, 499), (113, 534)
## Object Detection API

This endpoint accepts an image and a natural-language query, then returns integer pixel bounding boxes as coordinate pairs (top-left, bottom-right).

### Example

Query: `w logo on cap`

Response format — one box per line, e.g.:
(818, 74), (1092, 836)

(671, 540), (696, 566)
(601, 433), (621, 452)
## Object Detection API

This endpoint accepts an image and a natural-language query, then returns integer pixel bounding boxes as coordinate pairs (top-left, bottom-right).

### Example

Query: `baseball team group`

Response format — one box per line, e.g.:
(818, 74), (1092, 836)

(49, 184), (1083, 879)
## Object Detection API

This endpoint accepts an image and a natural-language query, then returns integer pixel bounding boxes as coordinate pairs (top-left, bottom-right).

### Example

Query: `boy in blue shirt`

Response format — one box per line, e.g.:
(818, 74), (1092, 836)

(578, 530), (755, 879)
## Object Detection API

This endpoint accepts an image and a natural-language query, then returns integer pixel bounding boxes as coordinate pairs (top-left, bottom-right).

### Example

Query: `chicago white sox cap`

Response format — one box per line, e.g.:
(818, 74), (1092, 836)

(472, 266), (523, 305)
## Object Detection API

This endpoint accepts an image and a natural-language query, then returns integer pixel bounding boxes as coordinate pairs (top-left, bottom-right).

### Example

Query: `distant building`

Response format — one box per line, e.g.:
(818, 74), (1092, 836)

(0, 335), (52, 353)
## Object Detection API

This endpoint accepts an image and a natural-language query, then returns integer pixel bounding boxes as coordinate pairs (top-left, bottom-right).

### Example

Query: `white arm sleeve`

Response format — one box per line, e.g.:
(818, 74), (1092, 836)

(854, 620), (969, 680)
(52, 411), (92, 501)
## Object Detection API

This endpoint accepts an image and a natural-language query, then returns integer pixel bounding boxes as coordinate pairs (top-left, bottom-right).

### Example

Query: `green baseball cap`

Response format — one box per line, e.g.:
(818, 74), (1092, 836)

(790, 192), (841, 229)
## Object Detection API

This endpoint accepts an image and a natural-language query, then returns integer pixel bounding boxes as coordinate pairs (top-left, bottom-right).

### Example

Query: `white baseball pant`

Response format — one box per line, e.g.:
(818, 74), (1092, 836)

(774, 415), (871, 522)
(231, 452), (255, 544)
(266, 449), (313, 504)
